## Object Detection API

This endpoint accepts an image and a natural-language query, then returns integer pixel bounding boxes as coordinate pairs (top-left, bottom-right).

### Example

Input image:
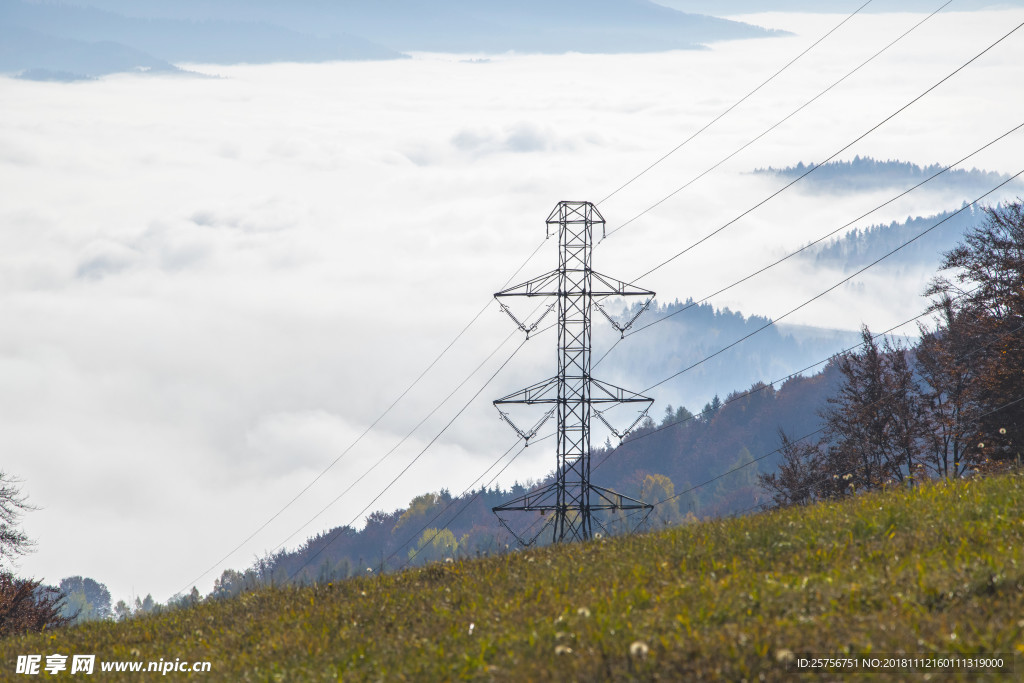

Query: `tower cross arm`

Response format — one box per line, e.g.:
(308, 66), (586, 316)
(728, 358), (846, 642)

(590, 271), (654, 298)
(589, 378), (654, 404)
(494, 269), (560, 298)
(493, 376), (560, 405)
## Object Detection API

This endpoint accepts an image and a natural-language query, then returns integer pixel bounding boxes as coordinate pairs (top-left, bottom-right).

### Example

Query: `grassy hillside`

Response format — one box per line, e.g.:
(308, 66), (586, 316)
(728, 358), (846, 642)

(4, 475), (1023, 680)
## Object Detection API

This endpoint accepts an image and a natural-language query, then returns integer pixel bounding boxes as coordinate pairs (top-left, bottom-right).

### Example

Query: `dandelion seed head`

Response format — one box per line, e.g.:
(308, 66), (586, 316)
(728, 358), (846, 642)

(629, 641), (650, 659)
(554, 645), (573, 656)
(577, 607), (591, 618)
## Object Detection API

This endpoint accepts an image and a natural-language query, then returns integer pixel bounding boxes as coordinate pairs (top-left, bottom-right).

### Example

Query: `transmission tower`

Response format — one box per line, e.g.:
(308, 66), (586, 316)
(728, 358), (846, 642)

(492, 201), (656, 545)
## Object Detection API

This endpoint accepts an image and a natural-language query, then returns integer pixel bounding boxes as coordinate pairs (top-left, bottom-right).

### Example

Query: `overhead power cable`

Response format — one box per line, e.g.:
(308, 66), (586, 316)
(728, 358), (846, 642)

(620, 18), (1024, 280)
(584, 167), (1024, 478)
(264, 38), (1024, 581)
(596, 0), (878, 206)
(397, 287), (995, 563)
(590, 284), (985, 476)
(394, 434), (551, 570)
(376, 311), (1022, 567)
(591, 120), (1024, 371)
(729, 392), (1024, 519)
(175, 237), (547, 594)
(281, 13), (1021, 569)
(647, 331), (1024, 513)
(327, 145), (1022, 573)
(601, 0), (951, 239)
(178, 4), (1004, 595)
(638, 170), (1023, 396)
(284, 330), (543, 582)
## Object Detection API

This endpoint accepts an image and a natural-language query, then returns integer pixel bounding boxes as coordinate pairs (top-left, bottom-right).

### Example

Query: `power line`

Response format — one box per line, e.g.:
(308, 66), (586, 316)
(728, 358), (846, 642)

(729, 392), (1024, 519)
(590, 284), (983, 475)
(394, 435), (551, 570)
(639, 170), (1023, 395)
(648, 332), (1024, 513)
(285, 332), (537, 582)
(585, 164), (1024, 478)
(275, 15), (1023, 569)
(621, 18), (1024, 281)
(595, 0), (878, 206)
(398, 301), (1022, 561)
(294, 131), (1022, 576)
(178, 7), (1016, 593)
(242, 113), (1020, 587)
(590, 120), (1024, 372)
(180, 3), (933, 591)
(175, 238), (548, 595)
(602, 0), (951, 240)
(187, 0), (873, 581)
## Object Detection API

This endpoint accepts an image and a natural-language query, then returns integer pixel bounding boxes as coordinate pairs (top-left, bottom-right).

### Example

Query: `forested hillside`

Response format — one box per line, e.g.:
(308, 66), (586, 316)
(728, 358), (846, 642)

(214, 356), (842, 593)
(799, 206), (982, 270)
(605, 298), (860, 411)
(754, 157), (1017, 195)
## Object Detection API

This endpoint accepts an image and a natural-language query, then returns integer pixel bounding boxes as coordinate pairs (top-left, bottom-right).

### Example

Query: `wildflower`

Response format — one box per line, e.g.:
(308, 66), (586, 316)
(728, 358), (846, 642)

(978, 442), (985, 449)
(554, 645), (573, 656)
(576, 607), (591, 618)
(775, 648), (795, 664)
(629, 641), (650, 659)
(1000, 428), (1007, 435)
(468, 622), (475, 636)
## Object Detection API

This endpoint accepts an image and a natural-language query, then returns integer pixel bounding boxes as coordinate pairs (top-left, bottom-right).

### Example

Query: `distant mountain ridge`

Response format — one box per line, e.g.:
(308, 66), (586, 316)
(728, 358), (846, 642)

(753, 156), (1018, 195)
(57, 0), (783, 51)
(798, 205), (988, 271)
(0, 0), (404, 78)
(604, 297), (863, 412)
(655, 0), (1024, 14)
(751, 158), (1023, 272)
(0, 0), (784, 80)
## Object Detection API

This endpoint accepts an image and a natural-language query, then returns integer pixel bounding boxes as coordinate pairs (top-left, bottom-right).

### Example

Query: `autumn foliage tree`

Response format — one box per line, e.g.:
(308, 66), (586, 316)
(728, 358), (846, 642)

(761, 200), (1024, 507)
(926, 201), (1024, 467)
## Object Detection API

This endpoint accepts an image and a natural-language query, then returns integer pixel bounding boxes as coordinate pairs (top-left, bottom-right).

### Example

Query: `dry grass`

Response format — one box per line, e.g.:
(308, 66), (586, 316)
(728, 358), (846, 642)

(3, 474), (1023, 680)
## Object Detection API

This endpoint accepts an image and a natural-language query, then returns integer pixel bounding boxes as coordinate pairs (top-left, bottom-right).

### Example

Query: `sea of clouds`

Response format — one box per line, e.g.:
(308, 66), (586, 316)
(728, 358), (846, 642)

(1, 9), (1022, 601)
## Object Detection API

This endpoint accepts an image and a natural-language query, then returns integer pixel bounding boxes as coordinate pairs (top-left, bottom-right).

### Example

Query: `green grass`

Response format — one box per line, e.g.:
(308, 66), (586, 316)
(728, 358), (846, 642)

(4, 475), (1024, 680)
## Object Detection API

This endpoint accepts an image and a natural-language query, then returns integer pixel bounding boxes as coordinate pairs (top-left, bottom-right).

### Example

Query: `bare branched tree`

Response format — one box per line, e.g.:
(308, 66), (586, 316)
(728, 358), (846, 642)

(0, 471), (36, 569)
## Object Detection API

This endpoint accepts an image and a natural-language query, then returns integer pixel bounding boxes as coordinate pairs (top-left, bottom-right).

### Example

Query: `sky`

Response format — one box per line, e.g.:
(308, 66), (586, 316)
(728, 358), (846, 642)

(1, 8), (1023, 603)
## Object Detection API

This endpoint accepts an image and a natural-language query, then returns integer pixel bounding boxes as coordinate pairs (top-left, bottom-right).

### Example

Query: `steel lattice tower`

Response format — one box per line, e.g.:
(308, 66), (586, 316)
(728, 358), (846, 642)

(492, 201), (656, 545)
